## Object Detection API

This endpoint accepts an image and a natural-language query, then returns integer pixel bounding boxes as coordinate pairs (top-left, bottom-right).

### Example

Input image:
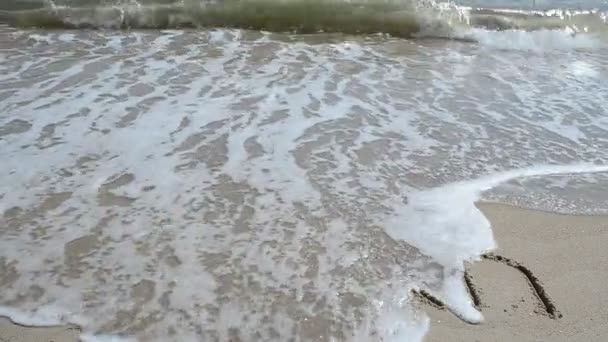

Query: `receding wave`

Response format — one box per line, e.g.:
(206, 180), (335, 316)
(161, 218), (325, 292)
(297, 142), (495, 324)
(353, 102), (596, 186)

(0, 0), (606, 39)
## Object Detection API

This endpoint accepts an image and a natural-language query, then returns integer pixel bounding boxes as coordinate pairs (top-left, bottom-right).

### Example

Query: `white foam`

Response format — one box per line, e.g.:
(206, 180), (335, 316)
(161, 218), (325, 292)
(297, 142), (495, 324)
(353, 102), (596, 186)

(383, 163), (608, 322)
(567, 60), (600, 78)
(2, 25), (608, 342)
(80, 335), (137, 342)
(466, 28), (601, 51)
(0, 306), (133, 342)
(0, 306), (71, 327)
(385, 163), (608, 265)
(352, 291), (430, 342)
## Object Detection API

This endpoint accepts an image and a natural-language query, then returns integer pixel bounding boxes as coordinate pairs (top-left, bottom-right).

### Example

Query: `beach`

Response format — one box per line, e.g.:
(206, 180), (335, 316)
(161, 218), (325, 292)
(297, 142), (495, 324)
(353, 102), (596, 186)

(425, 203), (608, 342)
(2, 202), (607, 341)
(1, 0), (607, 340)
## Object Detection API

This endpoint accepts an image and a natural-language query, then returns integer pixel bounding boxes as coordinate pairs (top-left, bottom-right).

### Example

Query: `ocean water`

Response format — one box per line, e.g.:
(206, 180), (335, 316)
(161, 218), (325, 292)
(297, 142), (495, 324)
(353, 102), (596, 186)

(0, 0), (607, 341)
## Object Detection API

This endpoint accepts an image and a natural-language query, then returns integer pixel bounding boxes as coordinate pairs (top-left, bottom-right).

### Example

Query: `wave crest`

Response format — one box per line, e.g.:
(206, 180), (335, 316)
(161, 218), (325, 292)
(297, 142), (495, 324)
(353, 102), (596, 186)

(0, 0), (606, 40)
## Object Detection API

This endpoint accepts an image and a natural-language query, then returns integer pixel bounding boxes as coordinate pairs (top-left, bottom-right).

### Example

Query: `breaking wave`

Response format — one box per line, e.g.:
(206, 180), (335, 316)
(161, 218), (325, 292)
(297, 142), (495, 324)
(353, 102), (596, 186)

(0, 0), (606, 40)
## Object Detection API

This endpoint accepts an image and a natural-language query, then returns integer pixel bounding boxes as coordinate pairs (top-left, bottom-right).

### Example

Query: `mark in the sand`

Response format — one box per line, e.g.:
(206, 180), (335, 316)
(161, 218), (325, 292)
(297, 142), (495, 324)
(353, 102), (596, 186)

(412, 254), (561, 321)
(412, 289), (445, 309)
(482, 253), (562, 319)
(464, 270), (482, 308)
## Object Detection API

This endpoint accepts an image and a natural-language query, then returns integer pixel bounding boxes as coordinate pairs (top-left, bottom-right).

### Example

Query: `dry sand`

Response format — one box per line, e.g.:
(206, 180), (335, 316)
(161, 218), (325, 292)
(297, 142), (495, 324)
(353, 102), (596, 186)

(424, 203), (608, 342)
(2, 202), (607, 342)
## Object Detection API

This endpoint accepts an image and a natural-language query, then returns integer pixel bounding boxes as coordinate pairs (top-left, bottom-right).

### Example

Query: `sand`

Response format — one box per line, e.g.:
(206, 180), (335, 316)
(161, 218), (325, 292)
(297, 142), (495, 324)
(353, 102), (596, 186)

(424, 203), (608, 342)
(2, 202), (607, 342)
(0, 317), (79, 342)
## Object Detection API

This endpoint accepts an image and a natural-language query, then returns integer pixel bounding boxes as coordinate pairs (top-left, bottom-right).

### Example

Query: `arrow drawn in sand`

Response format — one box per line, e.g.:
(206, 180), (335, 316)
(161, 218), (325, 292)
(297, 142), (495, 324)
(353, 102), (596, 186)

(413, 253), (562, 322)
(481, 253), (562, 319)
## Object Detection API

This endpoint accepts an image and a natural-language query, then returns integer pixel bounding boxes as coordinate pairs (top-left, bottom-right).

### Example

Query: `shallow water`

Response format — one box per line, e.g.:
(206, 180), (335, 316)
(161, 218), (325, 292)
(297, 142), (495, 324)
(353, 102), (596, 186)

(1, 1), (608, 341)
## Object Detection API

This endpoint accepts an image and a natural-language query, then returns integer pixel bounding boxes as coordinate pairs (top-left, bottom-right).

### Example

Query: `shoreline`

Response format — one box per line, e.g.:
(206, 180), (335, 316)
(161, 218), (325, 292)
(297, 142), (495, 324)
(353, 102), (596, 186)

(2, 202), (607, 341)
(0, 316), (80, 342)
(480, 199), (608, 217)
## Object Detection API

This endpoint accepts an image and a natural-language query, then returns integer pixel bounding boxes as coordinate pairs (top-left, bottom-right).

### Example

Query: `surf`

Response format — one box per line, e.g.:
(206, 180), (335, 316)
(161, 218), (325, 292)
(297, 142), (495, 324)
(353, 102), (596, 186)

(0, 0), (606, 41)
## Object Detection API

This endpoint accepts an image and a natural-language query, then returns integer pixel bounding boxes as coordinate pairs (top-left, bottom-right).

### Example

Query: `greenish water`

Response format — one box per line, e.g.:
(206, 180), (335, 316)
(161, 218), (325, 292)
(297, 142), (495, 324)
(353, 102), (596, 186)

(0, 0), (606, 36)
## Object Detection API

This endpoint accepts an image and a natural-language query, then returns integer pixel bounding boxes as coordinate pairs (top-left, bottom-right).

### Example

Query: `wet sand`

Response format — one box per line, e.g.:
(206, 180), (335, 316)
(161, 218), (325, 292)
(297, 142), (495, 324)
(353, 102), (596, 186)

(2, 202), (607, 341)
(0, 317), (79, 342)
(425, 203), (608, 342)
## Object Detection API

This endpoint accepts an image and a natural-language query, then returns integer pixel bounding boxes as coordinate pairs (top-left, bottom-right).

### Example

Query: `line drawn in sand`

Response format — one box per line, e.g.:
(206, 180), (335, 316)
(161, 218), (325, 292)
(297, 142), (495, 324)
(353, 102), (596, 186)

(481, 253), (562, 319)
(413, 253), (562, 322)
